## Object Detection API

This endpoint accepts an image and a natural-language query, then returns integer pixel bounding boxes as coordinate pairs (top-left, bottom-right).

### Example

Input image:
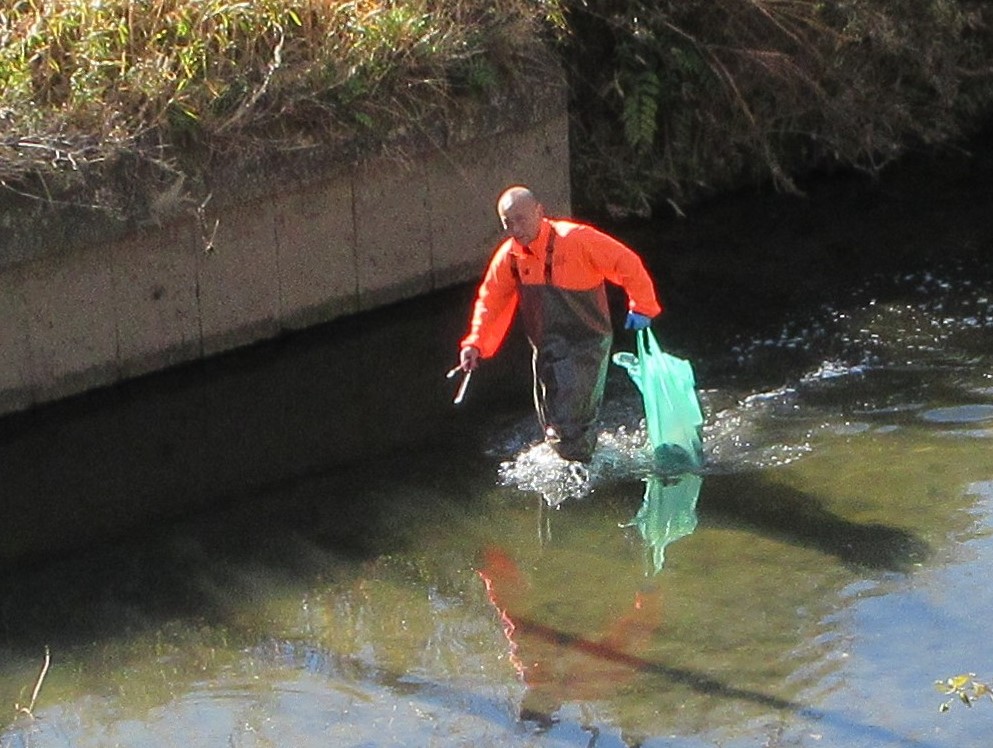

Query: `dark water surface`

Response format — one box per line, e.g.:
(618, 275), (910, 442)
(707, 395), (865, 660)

(3, 153), (993, 747)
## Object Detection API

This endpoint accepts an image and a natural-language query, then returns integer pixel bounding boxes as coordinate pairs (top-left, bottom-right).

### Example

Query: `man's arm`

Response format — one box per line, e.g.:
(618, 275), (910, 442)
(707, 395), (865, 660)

(582, 227), (663, 318)
(459, 242), (521, 361)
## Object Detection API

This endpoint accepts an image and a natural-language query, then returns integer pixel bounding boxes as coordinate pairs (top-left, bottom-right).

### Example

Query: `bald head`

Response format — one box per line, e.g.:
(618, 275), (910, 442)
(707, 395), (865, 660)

(497, 185), (544, 246)
(497, 186), (538, 213)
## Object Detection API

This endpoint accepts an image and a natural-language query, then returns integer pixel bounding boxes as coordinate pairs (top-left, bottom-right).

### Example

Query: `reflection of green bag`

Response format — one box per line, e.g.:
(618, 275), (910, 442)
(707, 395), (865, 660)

(622, 473), (702, 574)
(612, 329), (705, 472)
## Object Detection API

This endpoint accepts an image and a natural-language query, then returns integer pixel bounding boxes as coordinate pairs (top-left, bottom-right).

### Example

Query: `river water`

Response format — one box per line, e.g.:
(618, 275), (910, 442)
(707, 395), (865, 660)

(2, 154), (993, 747)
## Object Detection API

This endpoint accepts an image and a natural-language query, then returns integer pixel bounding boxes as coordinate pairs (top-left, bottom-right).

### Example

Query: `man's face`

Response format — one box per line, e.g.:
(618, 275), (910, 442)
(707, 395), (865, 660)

(499, 197), (543, 247)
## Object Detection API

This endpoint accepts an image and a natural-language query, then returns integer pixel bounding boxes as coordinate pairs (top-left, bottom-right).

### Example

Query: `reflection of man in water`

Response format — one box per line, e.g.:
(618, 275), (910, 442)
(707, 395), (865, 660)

(476, 546), (664, 727)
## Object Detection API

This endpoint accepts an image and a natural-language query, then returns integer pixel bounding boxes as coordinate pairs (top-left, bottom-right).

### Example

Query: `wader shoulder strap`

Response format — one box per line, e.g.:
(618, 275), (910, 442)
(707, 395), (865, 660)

(544, 231), (555, 284)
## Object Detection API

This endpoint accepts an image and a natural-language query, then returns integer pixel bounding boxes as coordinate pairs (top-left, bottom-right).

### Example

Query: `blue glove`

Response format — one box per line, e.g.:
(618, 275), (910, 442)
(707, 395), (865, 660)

(624, 311), (652, 330)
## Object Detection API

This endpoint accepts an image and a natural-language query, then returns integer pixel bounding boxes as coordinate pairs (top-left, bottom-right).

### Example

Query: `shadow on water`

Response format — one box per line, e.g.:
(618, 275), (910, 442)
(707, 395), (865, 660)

(699, 471), (932, 572)
(251, 632), (929, 748)
(326, 659), (938, 748)
(3, 144), (993, 746)
(0, 284), (533, 569)
(0, 417), (961, 748)
(0, 434), (926, 700)
(4, 137), (988, 574)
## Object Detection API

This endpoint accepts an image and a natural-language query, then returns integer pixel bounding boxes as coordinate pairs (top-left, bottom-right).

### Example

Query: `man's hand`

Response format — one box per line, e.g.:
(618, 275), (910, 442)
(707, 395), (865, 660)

(624, 312), (653, 330)
(460, 345), (480, 371)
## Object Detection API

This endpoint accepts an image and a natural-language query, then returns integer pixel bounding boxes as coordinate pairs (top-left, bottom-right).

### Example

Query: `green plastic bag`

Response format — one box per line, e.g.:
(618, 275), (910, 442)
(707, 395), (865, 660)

(612, 329), (705, 472)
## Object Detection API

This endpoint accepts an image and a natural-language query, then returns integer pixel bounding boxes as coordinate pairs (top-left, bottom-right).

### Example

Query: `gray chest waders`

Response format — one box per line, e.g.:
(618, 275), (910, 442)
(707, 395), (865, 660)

(511, 233), (613, 462)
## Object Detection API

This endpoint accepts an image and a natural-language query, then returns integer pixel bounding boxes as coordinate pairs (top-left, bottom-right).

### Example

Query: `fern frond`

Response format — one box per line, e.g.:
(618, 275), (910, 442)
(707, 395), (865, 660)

(621, 69), (661, 151)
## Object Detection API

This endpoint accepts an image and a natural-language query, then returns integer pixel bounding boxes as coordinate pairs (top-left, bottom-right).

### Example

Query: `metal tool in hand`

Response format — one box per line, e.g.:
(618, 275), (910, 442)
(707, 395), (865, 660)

(446, 365), (473, 405)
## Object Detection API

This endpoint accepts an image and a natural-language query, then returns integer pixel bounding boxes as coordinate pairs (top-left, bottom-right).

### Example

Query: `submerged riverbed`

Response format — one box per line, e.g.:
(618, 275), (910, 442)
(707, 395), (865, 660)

(2, 152), (993, 746)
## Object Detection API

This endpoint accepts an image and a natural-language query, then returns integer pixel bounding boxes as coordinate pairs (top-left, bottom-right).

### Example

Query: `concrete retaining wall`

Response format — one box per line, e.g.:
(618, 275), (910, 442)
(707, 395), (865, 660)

(0, 112), (571, 417)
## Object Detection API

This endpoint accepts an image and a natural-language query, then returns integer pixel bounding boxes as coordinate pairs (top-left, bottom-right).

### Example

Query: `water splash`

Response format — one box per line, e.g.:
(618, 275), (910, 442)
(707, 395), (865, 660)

(701, 386), (815, 473)
(496, 442), (593, 507)
(496, 426), (657, 508)
(492, 266), (993, 501)
(704, 267), (993, 464)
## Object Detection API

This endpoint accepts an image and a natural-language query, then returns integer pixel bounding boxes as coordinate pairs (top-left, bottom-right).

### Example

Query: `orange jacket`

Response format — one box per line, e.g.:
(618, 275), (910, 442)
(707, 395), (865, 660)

(461, 219), (663, 358)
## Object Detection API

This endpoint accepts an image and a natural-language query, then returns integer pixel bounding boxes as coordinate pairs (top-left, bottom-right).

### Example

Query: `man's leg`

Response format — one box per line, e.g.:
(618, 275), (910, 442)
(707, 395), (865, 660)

(533, 338), (611, 462)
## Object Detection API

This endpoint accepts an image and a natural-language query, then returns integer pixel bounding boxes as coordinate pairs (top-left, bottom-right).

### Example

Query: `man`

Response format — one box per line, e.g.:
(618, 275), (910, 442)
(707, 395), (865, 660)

(458, 185), (662, 462)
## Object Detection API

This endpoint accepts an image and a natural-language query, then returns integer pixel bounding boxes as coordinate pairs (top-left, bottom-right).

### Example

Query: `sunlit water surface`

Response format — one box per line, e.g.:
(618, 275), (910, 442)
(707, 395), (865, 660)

(4, 261), (993, 746)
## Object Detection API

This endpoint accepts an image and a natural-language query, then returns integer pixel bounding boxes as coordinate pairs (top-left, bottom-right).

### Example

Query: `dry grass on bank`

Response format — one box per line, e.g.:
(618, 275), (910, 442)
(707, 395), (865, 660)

(0, 0), (562, 210)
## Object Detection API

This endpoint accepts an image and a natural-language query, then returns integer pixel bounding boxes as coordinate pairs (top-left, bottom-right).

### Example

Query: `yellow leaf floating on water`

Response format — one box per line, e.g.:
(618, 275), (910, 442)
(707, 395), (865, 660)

(935, 674), (974, 694)
(934, 673), (993, 711)
(950, 674), (975, 690)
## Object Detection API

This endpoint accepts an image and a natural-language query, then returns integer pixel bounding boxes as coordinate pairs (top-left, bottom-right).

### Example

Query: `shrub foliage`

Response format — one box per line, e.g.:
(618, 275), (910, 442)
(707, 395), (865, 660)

(559, 0), (993, 216)
(1, 0), (992, 220)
